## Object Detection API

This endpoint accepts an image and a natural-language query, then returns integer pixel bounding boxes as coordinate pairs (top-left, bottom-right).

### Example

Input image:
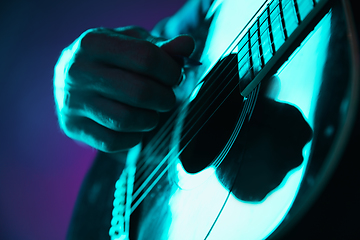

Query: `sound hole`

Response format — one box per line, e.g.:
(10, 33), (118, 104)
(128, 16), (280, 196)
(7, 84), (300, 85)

(180, 54), (244, 173)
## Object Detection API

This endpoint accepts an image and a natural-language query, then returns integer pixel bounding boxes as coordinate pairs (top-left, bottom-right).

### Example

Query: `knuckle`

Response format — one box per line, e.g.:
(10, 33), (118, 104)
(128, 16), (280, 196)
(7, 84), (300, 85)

(79, 27), (113, 51)
(60, 115), (78, 138)
(99, 138), (119, 153)
(58, 88), (86, 117)
(63, 89), (77, 111)
(105, 116), (125, 132)
(66, 55), (91, 85)
(79, 29), (100, 50)
(116, 111), (136, 131)
(119, 26), (148, 38)
(67, 60), (81, 79)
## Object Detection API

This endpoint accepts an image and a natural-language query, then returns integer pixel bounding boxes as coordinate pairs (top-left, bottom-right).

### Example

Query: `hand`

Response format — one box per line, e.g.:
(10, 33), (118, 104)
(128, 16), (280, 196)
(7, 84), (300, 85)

(54, 26), (195, 152)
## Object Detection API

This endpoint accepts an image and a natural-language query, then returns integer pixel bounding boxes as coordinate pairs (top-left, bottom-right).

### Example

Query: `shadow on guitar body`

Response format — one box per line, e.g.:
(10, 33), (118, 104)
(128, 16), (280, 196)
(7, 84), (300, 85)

(180, 54), (313, 202)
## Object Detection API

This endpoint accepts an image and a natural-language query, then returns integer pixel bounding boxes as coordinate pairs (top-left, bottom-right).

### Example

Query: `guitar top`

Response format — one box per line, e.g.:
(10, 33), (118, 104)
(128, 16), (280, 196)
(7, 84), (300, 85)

(107, 0), (360, 239)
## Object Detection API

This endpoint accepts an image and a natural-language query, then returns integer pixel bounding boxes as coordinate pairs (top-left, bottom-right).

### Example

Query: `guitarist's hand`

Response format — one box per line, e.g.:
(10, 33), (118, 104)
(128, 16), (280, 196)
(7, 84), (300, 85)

(54, 26), (195, 153)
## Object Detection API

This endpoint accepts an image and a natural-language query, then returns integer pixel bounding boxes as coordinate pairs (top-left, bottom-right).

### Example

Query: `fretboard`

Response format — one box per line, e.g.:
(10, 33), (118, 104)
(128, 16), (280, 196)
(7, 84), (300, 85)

(234, 0), (333, 97)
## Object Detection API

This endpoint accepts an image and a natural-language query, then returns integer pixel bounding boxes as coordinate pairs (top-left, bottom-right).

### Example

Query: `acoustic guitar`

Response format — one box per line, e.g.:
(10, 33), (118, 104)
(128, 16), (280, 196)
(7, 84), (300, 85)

(109, 0), (359, 239)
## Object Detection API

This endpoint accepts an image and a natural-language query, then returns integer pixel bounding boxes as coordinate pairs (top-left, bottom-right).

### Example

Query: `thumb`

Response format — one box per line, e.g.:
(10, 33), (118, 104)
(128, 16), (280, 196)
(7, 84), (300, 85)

(151, 35), (195, 57)
(112, 27), (195, 57)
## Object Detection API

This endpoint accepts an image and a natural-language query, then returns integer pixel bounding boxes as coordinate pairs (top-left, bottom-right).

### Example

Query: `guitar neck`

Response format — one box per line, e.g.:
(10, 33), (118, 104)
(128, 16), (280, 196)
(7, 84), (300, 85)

(236, 0), (333, 97)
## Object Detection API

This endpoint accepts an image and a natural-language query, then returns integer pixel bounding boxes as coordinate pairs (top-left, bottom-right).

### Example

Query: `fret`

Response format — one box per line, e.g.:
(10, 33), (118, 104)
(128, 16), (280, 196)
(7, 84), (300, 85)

(282, 0), (300, 36)
(240, 0), (332, 97)
(258, 6), (273, 65)
(278, 0), (288, 40)
(267, 5), (276, 56)
(293, 0), (302, 24)
(248, 30), (255, 79)
(270, 1), (286, 51)
(249, 21), (263, 75)
(238, 0), (301, 81)
(257, 18), (265, 68)
(297, 0), (316, 20)
(236, 0), (328, 97)
(237, 34), (251, 80)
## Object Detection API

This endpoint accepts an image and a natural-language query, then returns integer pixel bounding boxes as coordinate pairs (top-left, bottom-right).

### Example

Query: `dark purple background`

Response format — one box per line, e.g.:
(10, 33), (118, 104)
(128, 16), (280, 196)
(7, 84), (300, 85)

(0, 1), (185, 239)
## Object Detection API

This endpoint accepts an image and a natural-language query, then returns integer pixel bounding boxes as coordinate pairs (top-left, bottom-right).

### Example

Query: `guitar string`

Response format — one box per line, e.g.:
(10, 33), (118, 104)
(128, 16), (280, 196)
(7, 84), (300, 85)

(203, 139), (249, 240)
(132, 30), (267, 189)
(130, 0), (309, 209)
(136, 0), (302, 169)
(136, 0), (309, 175)
(131, 0), (322, 232)
(127, 0), (321, 238)
(134, 46), (246, 185)
(110, 0), (315, 237)
(211, 82), (261, 169)
(132, 2), (295, 185)
(202, 81), (261, 240)
(135, 52), (243, 174)
(131, 0), (300, 202)
(131, 23), (265, 197)
(132, 29), (294, 199)
(131, 84), (258, 213)
(134, 1), (270, 168)
(133, 2), (313, 199)
(132, 85), (259, 213)
(132, 42), (260, 191)
(132, 56), (248, 196)
(135, 0), (276, 165)
(131, 25), (304, 212)
(132, 21), (290, 198)
(136, 0), (278, 162)
(135, 0), (296, 172)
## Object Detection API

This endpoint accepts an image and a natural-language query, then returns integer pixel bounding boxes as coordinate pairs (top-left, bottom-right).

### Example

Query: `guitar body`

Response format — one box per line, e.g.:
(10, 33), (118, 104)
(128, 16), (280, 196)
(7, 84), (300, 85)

(111, 0), (359, 239)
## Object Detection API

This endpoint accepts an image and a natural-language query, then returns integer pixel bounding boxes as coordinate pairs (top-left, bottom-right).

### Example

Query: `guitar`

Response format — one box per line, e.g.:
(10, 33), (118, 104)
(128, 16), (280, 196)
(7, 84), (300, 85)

(109, 0), (359, 239)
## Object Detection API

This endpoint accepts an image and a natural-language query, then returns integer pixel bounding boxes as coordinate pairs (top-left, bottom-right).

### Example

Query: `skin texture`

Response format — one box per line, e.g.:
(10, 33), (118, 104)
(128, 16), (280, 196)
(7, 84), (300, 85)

(54, 26), (195, 154)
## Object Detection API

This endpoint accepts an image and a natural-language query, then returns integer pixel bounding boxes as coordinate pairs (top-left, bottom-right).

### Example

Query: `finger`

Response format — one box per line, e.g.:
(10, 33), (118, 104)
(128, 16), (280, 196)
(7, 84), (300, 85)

(64, 116), (143, 152)
(64, 92), (160, 132)
(113, 26), (166, 41)
(84, 95), (160, 132)
(155, 35), (195, 57)
(79, 29), (182, 86)
(114, 27), (195, 61)
(68, 61), (176, 111)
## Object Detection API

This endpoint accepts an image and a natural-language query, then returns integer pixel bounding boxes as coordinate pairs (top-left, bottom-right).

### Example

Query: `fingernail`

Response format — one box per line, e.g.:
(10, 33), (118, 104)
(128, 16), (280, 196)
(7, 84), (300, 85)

(177, 68), (185, 86)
